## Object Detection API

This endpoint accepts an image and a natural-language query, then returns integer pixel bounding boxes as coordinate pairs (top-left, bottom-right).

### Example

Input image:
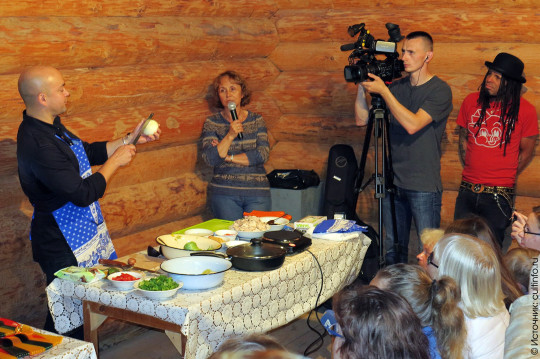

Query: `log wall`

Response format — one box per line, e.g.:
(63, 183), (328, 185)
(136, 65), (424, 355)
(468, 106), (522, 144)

(0, 0), (538, 327)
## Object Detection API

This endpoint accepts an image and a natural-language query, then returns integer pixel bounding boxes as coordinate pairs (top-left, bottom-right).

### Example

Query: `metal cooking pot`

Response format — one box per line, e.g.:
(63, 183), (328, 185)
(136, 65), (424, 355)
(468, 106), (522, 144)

(193, 238), (287, 271)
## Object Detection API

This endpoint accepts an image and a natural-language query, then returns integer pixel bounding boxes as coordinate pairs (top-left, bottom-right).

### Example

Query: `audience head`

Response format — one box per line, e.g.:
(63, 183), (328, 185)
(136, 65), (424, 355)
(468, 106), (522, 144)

(417, 228), (445, 269)
(525, 206), (540, 240)
(209, 334), (298, 359)
(372, 264), (466, 359)
(332, 284), (430, 359)
(504, 247), (540, 294)
(445, 216), (523, 305)
(212, 70), (252, 109)
(431, 234), (505, 318)
(210, 350), (305, 359)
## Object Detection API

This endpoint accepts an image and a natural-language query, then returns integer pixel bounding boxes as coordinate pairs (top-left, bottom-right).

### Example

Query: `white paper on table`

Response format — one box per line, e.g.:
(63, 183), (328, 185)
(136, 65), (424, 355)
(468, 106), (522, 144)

(304, 227), (361, 241)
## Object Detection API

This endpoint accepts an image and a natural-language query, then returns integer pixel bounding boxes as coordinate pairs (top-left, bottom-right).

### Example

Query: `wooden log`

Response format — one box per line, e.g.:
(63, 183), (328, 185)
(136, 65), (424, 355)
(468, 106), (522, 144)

(269, 42), (540, 77)
(333, 0), (537, 8)
(0, 59), (281, 121)
(0, 264), (47, 328)
(275, 8), (540, 44)
(100, 173), (208, 238)
(0, 17), (278, 75)
(0, 0), (278, 17)
(1, 91), (280, 148)
(275, 0), (334, 9)
(0, 206), (33, 264)
(0, 138), (17, 178)
(112, 213), (210, 256)
(269, 114), (365, 143)
(266, 72), (357, 115)
(269, 42), (349, 72)
(0, 176), (29, 212)
(267, 140), (363, 176)
(266, 141), (330, 176)
(102, 144), (202, 189)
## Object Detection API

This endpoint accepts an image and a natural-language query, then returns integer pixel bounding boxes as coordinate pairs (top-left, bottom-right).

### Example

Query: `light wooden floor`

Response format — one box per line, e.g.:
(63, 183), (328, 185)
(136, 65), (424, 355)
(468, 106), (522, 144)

(99, 311), (332, 359)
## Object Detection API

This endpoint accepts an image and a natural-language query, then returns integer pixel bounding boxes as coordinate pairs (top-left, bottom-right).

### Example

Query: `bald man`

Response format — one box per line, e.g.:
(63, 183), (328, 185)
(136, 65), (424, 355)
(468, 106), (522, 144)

(17, 66), (159, 333)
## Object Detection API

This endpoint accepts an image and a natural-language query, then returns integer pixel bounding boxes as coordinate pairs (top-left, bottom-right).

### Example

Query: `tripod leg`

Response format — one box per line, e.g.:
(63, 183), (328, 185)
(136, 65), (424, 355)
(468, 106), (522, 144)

(355, 115), (374, 193)
(381, 111), (400, 266)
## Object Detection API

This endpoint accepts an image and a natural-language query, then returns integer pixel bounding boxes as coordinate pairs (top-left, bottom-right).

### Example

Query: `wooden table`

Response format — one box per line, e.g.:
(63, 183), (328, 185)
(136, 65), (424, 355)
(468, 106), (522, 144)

(47, 235), (370, 359)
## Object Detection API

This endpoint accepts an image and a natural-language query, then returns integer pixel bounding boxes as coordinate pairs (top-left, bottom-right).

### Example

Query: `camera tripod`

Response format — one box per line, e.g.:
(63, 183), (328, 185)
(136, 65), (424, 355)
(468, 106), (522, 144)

(355, 94), (399, 269)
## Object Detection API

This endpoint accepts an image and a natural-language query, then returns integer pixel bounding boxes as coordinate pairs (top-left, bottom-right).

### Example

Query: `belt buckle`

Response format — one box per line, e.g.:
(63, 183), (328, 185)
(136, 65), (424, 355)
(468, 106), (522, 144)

(472, 184), (484, 193)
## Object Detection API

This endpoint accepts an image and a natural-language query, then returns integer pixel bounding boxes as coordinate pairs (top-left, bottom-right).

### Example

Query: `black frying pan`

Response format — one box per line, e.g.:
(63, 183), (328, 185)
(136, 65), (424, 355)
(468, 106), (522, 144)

(192, 238), (286, 271)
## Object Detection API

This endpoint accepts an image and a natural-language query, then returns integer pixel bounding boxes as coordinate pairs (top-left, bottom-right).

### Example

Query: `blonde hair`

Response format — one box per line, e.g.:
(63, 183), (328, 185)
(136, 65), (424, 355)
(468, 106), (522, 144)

(420, 228), (444, 250)
(208, 334), (285, 359)
(445, 216), (523, 306)
(373, 264), (466, 359)
(433, 234), (505, 318)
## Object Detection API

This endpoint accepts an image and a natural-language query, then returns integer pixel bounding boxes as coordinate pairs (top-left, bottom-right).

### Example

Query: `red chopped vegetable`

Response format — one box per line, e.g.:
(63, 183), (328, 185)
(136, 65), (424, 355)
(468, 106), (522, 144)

(112, 273), (138, 281)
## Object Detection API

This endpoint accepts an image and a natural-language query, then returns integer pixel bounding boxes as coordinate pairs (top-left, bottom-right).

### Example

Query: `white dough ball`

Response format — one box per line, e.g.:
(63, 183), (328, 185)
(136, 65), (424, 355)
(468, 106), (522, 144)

(143, 119), (159, 136)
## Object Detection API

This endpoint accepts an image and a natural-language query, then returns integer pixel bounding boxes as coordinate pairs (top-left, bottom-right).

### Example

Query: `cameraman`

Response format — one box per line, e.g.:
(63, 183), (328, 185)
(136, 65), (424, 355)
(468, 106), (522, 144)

(355, 31), (452, 265)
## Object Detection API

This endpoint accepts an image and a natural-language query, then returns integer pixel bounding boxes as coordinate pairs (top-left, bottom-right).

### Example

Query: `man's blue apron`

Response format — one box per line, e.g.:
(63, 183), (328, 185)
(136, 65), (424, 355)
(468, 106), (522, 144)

(47, 134), (117, 267)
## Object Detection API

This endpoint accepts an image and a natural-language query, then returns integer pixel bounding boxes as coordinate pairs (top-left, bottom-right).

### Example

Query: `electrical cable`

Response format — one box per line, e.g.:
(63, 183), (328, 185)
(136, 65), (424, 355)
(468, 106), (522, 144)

(303, 249), (328, 356)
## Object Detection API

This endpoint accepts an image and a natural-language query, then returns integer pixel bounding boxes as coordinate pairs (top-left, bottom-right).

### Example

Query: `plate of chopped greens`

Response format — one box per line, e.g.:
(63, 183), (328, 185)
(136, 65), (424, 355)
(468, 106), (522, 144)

(134, 274), (182, 300)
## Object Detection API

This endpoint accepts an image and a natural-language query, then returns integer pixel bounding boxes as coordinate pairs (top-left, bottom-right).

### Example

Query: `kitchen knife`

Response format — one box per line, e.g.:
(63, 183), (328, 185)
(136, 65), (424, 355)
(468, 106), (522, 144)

(130, 113), (154, 145)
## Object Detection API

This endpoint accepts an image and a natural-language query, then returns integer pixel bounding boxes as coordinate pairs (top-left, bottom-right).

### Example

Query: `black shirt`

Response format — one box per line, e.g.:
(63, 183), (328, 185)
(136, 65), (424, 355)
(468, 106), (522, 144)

(17, 111), (109, 261)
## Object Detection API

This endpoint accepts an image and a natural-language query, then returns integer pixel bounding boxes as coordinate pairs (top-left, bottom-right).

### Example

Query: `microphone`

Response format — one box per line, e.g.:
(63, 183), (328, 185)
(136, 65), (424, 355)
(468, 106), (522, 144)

(228, 101), (243, 140)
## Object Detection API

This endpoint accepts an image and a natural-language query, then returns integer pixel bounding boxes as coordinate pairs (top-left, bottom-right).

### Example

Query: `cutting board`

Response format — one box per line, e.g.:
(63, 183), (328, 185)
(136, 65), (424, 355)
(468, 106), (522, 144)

(173, 219), (233, 234)
(116, 253), (164, 272)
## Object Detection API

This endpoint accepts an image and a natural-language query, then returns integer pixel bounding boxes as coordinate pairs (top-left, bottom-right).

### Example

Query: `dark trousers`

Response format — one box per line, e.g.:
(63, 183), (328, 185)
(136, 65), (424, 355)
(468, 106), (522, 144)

(453, 188), (513, 247)
(38, 252), (83, 339)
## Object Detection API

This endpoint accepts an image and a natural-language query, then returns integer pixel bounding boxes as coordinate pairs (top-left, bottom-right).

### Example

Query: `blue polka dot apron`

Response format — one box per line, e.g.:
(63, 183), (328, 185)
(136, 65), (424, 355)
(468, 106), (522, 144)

(50, 134), (117, 267)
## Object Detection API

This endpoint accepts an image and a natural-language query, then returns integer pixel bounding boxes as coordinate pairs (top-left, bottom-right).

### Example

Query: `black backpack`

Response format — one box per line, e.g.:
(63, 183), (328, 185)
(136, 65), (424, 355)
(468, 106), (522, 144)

(322, 144), (359, 220)
(323, 144), (380, 282)
(267, 169), (320, 190)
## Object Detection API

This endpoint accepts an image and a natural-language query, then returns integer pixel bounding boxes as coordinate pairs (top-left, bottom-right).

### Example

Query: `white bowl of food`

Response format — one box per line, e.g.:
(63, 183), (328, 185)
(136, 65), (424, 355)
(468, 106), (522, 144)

(107, 271), (144, 291)
(214, 229), (238, 242)
(230, 216), (269, 240)
(184, 228), (214, 236)
(161, 256), (232, 290)
(236, 230), (266, 240)
(134, 275), (182, 300)
(260, 216), (290, 231)
(156, 234), (222, 259)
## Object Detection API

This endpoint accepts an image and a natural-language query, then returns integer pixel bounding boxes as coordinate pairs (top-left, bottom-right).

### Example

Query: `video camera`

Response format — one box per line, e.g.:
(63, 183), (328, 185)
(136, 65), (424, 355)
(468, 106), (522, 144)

(341, 23), (405, 83)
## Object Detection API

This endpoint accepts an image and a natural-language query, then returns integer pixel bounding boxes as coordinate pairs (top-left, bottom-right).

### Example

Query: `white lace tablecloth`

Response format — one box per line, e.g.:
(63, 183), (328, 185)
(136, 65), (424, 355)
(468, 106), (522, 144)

(47, 235), (370, 359)
(21, 328), (97, 359)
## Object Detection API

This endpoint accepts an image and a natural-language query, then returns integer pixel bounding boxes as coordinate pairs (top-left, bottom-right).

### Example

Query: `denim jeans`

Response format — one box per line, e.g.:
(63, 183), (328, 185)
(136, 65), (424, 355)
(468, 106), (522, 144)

(454, 188), (513, 247)
(210, 194), (271, 221)
(383, 186), (442, 265)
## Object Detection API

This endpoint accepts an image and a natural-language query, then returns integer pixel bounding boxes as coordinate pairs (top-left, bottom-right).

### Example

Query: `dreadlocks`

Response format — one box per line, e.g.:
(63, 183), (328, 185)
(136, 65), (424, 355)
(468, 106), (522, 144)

(474, 72), (522, 155)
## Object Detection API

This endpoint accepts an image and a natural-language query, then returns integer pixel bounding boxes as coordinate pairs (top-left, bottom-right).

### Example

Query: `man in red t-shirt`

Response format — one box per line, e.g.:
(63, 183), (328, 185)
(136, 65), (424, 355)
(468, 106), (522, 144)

(454, 52), (538, 246)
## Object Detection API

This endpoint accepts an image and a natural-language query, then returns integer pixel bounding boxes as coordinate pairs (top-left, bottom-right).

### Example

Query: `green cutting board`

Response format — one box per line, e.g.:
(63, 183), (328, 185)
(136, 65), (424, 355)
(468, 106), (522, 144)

(172, 219), (234, 234)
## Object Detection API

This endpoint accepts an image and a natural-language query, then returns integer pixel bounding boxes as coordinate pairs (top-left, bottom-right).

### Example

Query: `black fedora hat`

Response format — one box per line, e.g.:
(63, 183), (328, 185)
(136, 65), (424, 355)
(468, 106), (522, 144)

(485, 52), (526, 83)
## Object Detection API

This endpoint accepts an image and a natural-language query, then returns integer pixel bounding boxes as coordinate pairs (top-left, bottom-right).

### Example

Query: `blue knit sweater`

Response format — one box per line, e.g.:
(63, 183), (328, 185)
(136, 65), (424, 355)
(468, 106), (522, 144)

(201, 111), (270, 197)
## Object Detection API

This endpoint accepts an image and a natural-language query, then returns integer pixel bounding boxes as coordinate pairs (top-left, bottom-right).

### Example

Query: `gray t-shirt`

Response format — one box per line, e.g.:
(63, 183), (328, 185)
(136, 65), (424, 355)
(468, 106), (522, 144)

(388, 75), (452, 192)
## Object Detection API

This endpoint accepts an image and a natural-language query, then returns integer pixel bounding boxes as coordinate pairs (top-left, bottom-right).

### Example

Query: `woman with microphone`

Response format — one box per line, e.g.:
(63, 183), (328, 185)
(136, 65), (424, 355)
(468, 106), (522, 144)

(201, 70), (271, 220)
